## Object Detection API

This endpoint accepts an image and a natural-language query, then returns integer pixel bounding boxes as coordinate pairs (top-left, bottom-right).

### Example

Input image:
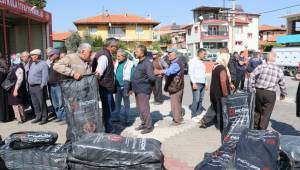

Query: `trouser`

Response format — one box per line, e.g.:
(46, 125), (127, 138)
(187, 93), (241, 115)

(99, 85), (113, 133)
(29, 85), (48, 121)
(50, 84), (66, 120)
(170, 89), (184, 123)
(12, 104), (25, 122)
(254, 89), (276, 130)
(202, 101), (223, 131)
(235, 71), (245, 90)
(191, 83), (206, 118)
(114, 86), (130, 122)
(135, 93), (152, 129)
(296, 82), (300, 118)
(153, 77), (163, 103)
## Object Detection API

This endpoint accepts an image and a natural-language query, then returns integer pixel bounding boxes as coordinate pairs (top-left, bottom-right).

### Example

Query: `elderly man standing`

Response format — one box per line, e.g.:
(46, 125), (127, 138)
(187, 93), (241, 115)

(152, 50), (168, 105)
(28, 49), (49, 125)
(155, 48), (185, 126)
(250, 52), (287, 130)
(132, 45), (156, 134)
(92, 38), (119, 133)
(188, 48), (208, 123)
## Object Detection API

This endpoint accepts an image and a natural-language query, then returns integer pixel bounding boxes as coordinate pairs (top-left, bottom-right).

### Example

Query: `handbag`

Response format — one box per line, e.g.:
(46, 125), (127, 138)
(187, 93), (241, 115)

(1, 71), (15, 91)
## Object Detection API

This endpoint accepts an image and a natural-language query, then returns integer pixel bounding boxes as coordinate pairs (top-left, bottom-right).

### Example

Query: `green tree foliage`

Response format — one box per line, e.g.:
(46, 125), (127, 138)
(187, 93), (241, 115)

(65, 32), (81, 53)
(119, 41), (129, 50)
(25, 0), (47, 8)
(93, 36), (104, 48)
(160, 34), (172, 45)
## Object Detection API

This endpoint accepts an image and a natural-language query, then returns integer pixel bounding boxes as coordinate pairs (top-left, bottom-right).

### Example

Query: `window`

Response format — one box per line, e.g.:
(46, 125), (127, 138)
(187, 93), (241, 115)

(248, 33), (253, 38)
(194, 26), (198, 33)
(136, 26), (144, 34)
(108, 26), (126, 37)
(88, 26), (97, 35)
(188, 28), (191, 36)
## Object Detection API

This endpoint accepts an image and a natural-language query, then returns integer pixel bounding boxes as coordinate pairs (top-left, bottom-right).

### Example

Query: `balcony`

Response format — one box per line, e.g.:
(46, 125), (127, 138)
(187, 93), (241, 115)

(201, 31), (229, 40)
(199, 14), (228, 24)
(107, 34), (126, 39)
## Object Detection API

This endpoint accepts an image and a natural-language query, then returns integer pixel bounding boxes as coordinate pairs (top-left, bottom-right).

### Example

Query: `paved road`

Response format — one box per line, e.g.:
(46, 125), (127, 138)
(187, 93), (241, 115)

(0, 75), (299, 169)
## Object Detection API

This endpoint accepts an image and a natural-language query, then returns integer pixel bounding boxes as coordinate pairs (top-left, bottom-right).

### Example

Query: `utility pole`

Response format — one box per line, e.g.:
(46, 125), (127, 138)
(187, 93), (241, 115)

(229, 0), (236, 53)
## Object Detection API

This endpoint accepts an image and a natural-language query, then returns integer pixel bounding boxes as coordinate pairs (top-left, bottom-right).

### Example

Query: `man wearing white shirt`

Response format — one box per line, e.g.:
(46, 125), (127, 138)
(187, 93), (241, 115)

(188, 48), (208, 123)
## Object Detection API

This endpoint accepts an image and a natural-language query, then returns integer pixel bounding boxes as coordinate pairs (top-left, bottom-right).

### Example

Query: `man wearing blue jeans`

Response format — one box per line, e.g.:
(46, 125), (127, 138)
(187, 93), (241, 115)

(188, 48), (208, 123)
(48, 49), (66, 122)
(113, 49), (134, 125)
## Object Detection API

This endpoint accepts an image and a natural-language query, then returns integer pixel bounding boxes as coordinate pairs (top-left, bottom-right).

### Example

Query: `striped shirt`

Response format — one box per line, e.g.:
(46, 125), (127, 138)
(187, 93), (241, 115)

(250, 63), (287, 95)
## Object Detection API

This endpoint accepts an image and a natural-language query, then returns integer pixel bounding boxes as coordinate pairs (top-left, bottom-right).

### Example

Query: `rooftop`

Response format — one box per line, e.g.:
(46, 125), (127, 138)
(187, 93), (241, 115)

(259, 25), (286, 31)
(281, 12), (300, 19)
(74, 13), (160, 26)
(53, 32), (71, 41)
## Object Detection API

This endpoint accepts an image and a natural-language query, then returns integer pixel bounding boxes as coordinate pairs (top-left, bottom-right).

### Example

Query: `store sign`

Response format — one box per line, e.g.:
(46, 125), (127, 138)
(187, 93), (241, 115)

(0, 0), (46, 20)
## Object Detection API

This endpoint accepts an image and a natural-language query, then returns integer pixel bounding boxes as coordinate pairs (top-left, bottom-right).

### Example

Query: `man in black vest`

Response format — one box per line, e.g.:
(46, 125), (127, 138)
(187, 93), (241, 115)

(93, 38), (119, 133)
(154, 48), (185, 125)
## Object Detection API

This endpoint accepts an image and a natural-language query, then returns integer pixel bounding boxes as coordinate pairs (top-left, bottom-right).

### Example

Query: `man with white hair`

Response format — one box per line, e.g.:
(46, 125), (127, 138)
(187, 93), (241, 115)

(199, 55), (234, 132)
(250, 51), (287, 130)
(53, 43), (92, 80)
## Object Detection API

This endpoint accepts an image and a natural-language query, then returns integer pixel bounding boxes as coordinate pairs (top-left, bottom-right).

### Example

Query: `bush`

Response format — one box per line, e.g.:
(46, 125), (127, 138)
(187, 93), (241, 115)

(25, 0), (47, 8)
(65, 32), (81, 53)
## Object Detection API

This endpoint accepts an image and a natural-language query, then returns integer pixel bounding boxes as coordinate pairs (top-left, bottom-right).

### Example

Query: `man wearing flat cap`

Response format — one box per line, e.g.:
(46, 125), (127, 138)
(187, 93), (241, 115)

(28, 49), (49, 125)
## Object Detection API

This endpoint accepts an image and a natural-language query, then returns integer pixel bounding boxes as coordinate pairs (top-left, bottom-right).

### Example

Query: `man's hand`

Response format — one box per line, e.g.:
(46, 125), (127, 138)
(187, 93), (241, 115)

(192, 83), (198, 90)
(73, 72), (82, 80)
(13, 90), (18, 97)
(128, 91), (133, 96)
(230, 84), (236, 91)
(205, 85), (209, 91)
(154, 69), (162, 75)
(280, 94), (285, 100)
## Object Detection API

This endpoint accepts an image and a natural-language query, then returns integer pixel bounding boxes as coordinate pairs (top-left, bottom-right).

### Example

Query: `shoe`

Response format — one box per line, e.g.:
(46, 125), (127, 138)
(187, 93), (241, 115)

(135, 125), (146, 131)
(181, 108), (186, 116)
(31, 119), (40, 124)
(170, 121), (185, 126)
(54, 119), (62, 123)
(141, 127), (154, 134)
(18, 121), (24, 124)
(199, 120), (207, 128)
(39, 120), (48, 125)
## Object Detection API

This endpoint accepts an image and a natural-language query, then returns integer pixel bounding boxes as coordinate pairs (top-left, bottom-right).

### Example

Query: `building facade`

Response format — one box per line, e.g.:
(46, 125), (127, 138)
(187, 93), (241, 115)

(259, 25), (286, 48)
(74, 13), (160, 49)
(186, 6), (259, 57)
(0, 0), (52, 59)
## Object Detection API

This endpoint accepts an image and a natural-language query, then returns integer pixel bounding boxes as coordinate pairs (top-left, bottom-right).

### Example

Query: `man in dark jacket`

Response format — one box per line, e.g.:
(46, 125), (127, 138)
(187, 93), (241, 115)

(154, 48), (185, 125)
(92, 38), (119, 133)
(132, 45), (156, 134)
(247, 52), (263, 73)
(235, 51), (247, 91)
(228, 52), (238, 85)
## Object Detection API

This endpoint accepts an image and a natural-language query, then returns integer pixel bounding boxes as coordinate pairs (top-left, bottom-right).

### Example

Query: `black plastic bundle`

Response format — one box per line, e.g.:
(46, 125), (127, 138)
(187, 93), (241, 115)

(5, 131), (58, 150)
(235, 129), (279, 170)
(279, 135), (300, 169)
(68, 133), (164, 169)
(0, 144), (69, 170)
(60, 75), (105, 142)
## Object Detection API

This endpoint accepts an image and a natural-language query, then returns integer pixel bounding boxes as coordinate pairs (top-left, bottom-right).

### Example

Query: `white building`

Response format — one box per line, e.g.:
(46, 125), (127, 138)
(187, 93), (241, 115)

(186, 6), (259, 57)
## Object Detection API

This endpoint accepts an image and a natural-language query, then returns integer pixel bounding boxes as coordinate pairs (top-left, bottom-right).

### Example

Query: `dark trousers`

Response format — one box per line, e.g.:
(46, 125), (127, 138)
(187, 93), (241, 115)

(170, 89), (184, 123)
(235, 71), (245, 90)
(153, 77), (163, 103)
(99, 85), (113, 133)
(296, 82), (300, 117)
(135, 93), (152, 129)
(202, 101), (223, 131)
(29, 85), (48, 121)
(254, 89), (276, 130)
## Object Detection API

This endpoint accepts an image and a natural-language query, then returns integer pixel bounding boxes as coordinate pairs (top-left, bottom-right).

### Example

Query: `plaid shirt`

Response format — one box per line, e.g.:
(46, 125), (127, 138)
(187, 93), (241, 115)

(250, 63), (287, 96)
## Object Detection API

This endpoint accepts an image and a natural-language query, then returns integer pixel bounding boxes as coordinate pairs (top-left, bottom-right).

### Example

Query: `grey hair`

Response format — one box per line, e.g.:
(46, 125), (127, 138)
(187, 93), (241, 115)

(104, 37), (119, 47)
(21, 51), (30, 57)
(117, 49), (128, 58)
(77, 43), (92, 53)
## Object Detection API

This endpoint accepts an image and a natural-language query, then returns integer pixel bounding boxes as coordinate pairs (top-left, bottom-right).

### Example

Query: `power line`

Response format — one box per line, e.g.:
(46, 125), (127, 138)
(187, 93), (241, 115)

(258, 4), (300, 15)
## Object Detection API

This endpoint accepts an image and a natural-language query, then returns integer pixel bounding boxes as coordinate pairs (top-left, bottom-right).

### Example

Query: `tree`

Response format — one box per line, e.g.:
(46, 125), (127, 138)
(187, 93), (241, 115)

(160, 34), (172, 45)
(92, 36), (104, 48)
(25, 0), (47, 8)
(65, 32), (81, 53)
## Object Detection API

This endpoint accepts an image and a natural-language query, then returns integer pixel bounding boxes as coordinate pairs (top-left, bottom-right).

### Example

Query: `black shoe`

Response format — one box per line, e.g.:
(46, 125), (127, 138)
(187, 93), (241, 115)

(31, 119), (40, 124)
(18, 121), (24, 124)
(141, 127), (154, 134)
(199, 120), (207, 129)
(135, 125), (146, 131)
(39, 120), (48, 125)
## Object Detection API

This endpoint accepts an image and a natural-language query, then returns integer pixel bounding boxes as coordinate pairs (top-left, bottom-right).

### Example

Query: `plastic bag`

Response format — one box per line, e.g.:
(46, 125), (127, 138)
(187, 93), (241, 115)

(68, 133), (163, 168)
(0, 144), (69, 170)
(279, 135), (300, 169)
(68, 162), (164, 170)
(194, 151), (234, 170)
(60, 75), (104, 142)
(5, 131), (58, 150)
(235, 129), (279, 170)
(221, 92), (255, 142)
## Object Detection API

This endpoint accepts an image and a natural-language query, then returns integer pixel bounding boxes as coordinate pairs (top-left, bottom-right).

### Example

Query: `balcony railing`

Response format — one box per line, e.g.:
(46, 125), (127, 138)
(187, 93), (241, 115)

(107, 34), (126, 38)
(200, 14), (228, 21)
(202, 31), (228, 36)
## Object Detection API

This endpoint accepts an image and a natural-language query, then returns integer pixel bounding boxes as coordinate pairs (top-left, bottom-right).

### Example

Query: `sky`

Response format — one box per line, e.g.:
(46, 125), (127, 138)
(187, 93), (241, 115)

(45, 0), (300, 32)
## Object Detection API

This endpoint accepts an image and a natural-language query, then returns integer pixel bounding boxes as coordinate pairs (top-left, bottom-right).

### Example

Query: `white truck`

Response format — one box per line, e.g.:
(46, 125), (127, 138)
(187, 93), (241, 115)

(273, 47), (300, 79)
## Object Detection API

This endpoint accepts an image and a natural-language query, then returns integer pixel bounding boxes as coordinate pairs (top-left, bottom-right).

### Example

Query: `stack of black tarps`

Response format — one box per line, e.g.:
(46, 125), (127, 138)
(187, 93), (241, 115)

(279, 135), (300, 169)
(60, 75), (105, 142)
(68, 133), (165, 170)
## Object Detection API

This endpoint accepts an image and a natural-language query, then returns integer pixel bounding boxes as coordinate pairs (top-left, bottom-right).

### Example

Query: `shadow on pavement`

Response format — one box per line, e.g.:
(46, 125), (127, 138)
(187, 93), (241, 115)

(271, 119), (300, 136)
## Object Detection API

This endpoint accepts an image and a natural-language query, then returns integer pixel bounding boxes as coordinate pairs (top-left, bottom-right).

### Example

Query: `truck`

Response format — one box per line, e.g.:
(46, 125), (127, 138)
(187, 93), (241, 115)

(273, 47), (300, 79)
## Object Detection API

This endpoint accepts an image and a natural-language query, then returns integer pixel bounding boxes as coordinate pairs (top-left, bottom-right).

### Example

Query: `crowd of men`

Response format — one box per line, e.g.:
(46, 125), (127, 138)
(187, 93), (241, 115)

(0, 37), (288, 136)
